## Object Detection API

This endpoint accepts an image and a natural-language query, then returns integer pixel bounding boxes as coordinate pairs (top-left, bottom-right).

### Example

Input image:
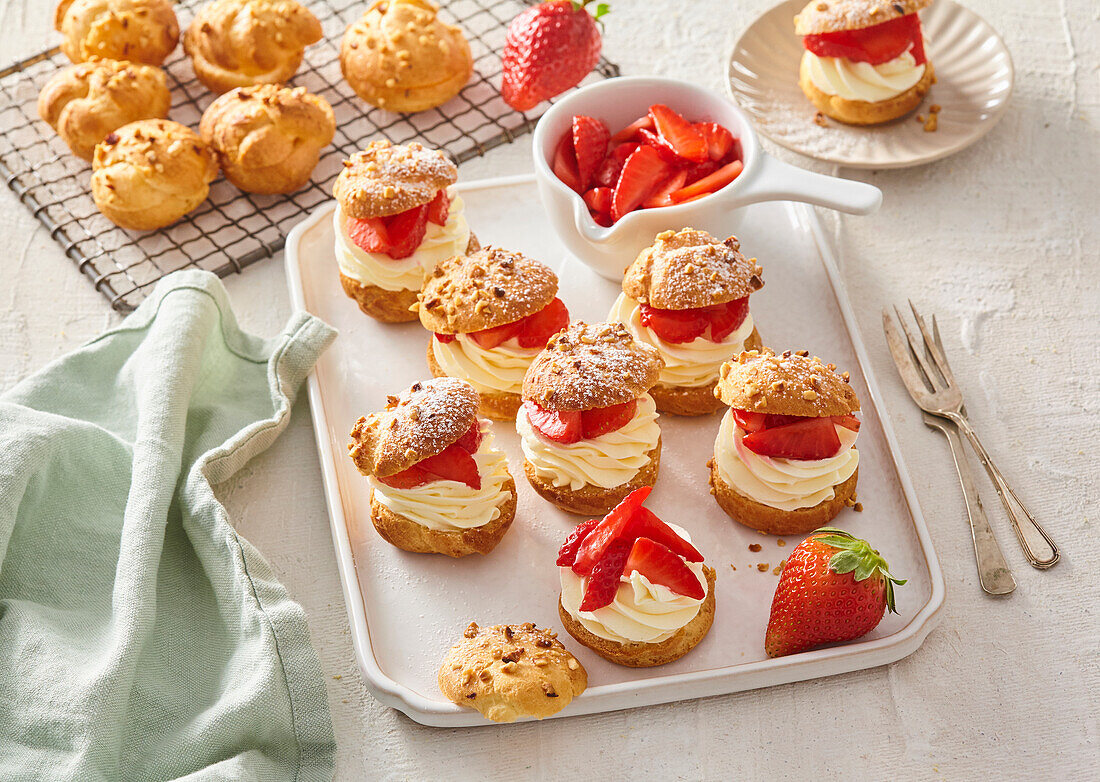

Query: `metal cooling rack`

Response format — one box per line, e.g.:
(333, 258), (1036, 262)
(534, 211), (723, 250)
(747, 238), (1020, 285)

(0, 0), (619, 311)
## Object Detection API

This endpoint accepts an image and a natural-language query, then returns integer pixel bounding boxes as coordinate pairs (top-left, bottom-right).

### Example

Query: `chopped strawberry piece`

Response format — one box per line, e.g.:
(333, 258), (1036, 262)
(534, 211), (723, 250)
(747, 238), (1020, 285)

(706, 297), (749, 342)
(631, 507), (703, 562)
(517, 297), (570, 348)
(580, 399), (637, 439)
(743, 417), (842, 461)
(648, 104), (708, 162)
(454, 421), (482, 454)
(469, 321), (522, 349)
(556, 518), (601, 567)
(732, 409), (767, 434)
(376, 465), (433, 489)
(624, 537), (705, 599)
(583, 186), (612, 215)
(346, 216), (390, 254)
(610, 115), (654, 143)
(524, 400), (582, 444)
(572, 487), (652, 576)
(426, 189), (449, 226)
(434, 332), (455, 344)
(594, 142), (637, 188)
(642, 170), (688, 209)
(695, 121), (735, 161)
(578, 538), (632, 611)
(572, 115), (611, 191)
(553, 133), (582, 193)
(611, 145), (671, 221)
(834, 413), (861, 432)
(670, 160), (743, 203)
(417, 443), (481, 489)
(803, 13), (925, 66)
(639, 303), (708, 343)
(383, 204), (430, 259)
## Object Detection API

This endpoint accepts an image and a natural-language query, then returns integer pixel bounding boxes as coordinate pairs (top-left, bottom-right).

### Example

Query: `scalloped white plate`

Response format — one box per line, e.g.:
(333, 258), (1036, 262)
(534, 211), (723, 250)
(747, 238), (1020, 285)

(728, 0), (1013, 168)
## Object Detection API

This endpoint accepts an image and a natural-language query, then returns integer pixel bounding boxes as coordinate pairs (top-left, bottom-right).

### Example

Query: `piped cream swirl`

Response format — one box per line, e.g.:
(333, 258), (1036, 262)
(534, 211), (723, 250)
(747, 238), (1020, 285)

(430, 334), (539, 396)
(802, 48), (925, 103)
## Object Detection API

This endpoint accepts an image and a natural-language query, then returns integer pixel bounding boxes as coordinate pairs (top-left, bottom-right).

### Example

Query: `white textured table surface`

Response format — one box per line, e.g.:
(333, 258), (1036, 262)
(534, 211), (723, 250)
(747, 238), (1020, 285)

(2, 1), (1097, 779)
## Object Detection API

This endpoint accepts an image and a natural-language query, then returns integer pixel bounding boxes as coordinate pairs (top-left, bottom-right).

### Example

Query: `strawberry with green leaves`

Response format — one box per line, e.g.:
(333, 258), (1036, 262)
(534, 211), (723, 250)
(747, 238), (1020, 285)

(765, 527), (905, 658)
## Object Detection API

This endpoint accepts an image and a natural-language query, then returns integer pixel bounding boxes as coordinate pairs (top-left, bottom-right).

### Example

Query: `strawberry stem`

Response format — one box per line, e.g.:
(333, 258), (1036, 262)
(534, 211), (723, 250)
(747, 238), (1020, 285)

(812, 527), (906, 614)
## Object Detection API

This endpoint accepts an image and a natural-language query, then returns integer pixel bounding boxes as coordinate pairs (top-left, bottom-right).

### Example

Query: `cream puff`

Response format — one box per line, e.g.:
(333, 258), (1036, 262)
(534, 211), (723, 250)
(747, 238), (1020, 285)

(419, 247), (569, 421)
(556, 487), (716, 667)
(517, 321), (664, 516)
(795, 0), (934, 125)
(609, 229), (764, 417)
(55, 0), (179, 66)
(348, 377), (516, 557)
(708, 349), (861, 535)
(331, 140), (475, 322)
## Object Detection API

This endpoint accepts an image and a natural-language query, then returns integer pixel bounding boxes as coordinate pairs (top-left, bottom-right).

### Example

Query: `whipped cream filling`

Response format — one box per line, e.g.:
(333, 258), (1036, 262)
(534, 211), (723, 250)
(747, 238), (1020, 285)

(516, 394), (660, 491)
(369, 420), (511, 531)
(559, 522), (707, 644)
(802, 48), (925, 103)
(713, 409), (858, 511)
(608, 293), (756, 388)
(430, 333), (540, 396)
(333, 186), (470, 293)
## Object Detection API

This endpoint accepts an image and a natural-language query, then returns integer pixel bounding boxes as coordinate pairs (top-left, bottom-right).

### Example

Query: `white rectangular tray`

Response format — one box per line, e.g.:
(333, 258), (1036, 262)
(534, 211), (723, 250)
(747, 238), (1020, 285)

(285, 174), (945, 727)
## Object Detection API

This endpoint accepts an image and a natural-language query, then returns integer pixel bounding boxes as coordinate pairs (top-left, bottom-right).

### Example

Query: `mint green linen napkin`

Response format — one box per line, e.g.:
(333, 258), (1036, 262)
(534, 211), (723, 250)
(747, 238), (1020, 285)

(0, 270), (337, 781)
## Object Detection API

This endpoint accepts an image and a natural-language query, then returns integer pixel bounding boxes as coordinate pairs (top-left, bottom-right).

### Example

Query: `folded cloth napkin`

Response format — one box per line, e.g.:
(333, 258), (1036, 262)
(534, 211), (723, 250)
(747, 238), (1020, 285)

(0, 271), (337, 781)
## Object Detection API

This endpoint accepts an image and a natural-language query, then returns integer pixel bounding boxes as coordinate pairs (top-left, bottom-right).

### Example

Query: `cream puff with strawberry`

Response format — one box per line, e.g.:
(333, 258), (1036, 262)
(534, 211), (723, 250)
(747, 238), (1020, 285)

(348, 377), (516, 557)
(796, 0), (934, 125)
(518, 321), (664, 516)
(332, 140), (475, 322)
(419, 247), (570, 421)
(708, 349), (861, 535)
(556, 487), (716, 667)
(609, 229), (764, 416)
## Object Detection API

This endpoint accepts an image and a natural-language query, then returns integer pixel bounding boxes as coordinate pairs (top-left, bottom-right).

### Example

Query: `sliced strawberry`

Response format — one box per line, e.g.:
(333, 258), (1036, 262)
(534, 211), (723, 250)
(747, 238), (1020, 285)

(680, 158), (721, 185)
(595, 142), (637, 188)
(517, 297), (569, 349)
(578, 538), (632, 611)
(639, 303), (708, 343)
(426, 189), (449, 226)
(611, 145), (671, 221)
(434, 332), (455, 343)
(556, 518), (601, 567)
(834, 413), (861, 432)
(524, 400), (582, 444)
(648, 104), (708, 162)
(732, 409), (767, 434)
(696, 121), (735, 161)
(764, 414), (807, 429)
(610, 115), (654, 143)
(376, 464), (432, 489)
(636, 127), (681, 164)
(469, 321), (522, 349)
(706, 297), (749, 342)
(346, 216), (390, 254)
(631, 508), (703, 562)
(383, 204), (430, 259)
(583, 186), (612, 215)
(553, 132), (582, 193)
(580, 399), (637, 439)
(454, 421), (482, 453)
(670, 160), (743, 203)
(803, 13), (924, 66)
(743, 417), (842, 461)
(572, 115), (611, 190)
(572, 486), (653, 576)
(624, 537), (705, 599)
(642, 170), (688, 209)
(417, 443), (481, 489)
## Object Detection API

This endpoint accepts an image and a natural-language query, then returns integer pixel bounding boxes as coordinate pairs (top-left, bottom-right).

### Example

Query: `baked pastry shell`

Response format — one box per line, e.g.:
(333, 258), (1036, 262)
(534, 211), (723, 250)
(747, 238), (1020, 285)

(799, 57), (934, 126)
(522, 438), (662, 516)
(650, 326), (763, 416)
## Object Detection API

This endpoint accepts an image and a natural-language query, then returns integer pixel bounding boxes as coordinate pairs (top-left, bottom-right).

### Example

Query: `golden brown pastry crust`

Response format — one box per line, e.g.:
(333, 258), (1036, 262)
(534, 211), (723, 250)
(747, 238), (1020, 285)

(523, 439), (662, 516)
(418, 247), (558, 334)
(200, 84), (335, 194)
(55, 0), (179, 66)
(426, 342), (522, 421)
(522, 322), (664, 412)
(716, 348), (860, 417)
(652, 327), (762, 416)
(369, 478), (516, 557)
(333, 139), (458, 219)
(623, 229), (764, 310)
(559, 566), (717, 667)
(338, 274), (419, 322)
(799, 56), (934, 125)
(38, 59), (170, 160)
(438, 622), (587, 721)
(348, 376), (480, 478)
(91, 119), (218, 230)
(709, 461), (857, 535)
(340, 0), (473, 113)
(183, 0), (322, 94)
(794, 0), (931, 35)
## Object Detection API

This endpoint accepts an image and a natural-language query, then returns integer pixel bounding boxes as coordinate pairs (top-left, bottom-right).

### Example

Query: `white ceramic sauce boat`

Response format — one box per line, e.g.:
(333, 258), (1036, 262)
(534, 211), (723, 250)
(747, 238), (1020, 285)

(532, 76), (882, 280)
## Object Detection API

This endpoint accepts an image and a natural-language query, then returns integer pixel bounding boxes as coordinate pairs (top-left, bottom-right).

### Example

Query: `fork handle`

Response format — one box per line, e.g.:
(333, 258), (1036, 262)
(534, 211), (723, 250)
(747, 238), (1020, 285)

(945, 411), (1060, 569)
(936, 421), (1016, 594)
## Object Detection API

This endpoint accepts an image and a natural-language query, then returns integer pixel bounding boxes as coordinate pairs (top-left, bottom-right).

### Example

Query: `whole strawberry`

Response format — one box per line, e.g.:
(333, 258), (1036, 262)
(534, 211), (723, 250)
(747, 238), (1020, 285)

(501, 1), (608, 112)
(765, 527), (905, 658)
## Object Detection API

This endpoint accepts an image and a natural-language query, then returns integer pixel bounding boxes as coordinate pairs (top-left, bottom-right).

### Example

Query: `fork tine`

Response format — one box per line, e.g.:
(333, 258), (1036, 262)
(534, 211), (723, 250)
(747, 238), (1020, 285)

(932, 316), (967, 417)
(893, 305), (942, 391)
(882, 309), (937, 403)
(909, 300), (957, 387)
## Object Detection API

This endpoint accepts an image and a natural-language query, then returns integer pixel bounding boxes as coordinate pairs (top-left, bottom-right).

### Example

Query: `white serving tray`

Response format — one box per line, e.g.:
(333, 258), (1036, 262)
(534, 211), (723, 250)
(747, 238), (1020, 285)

(284, 174), (945, 727)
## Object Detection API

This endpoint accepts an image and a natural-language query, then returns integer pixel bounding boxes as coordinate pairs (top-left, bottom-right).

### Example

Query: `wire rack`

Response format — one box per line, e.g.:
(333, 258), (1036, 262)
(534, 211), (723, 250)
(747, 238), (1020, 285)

(0, 0), (619, 311)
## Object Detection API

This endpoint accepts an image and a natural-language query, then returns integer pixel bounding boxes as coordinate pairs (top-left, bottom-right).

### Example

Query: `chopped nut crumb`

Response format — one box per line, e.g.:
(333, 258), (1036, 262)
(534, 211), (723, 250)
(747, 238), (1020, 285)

(748, 543), (762, 553)
(773, 561), (785, 576)
(930, 104), (941, 114)
(813, 111), (828, 127)
(730, 564), (737, 571)
(854, 502), (864, 512)
(757, 563), (770, 572)
(923, 114), (938, 132)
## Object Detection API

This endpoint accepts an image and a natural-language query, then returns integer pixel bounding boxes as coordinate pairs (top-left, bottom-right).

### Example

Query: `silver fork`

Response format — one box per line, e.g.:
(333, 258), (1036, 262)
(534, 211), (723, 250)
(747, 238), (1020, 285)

(883, 303), (1060, 570)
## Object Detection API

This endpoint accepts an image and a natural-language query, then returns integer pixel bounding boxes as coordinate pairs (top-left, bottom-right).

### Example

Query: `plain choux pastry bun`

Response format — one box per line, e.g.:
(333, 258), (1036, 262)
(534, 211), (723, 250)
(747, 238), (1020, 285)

(183, 0), (323, 94)
(340, 0), (473, 113)
(91, 119), (219, 230)
(54, 0), (179, 66)
(199, 84), (335, 194)
(38, 59), (170, 160)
